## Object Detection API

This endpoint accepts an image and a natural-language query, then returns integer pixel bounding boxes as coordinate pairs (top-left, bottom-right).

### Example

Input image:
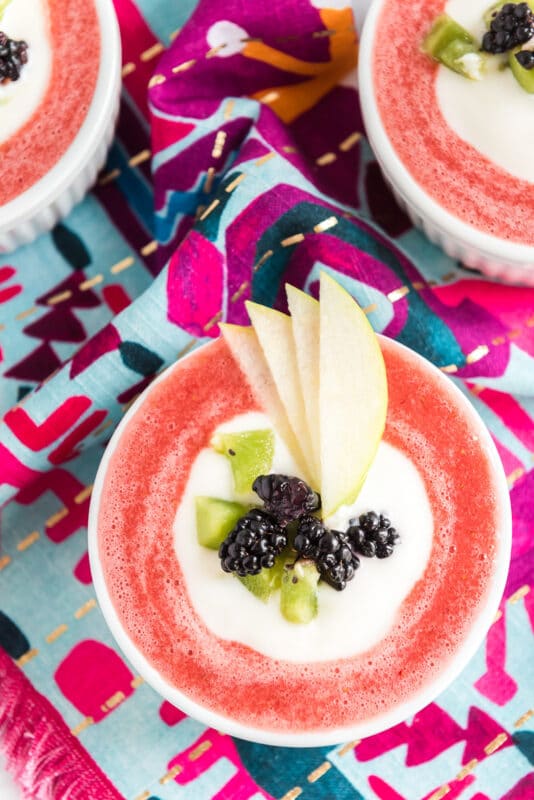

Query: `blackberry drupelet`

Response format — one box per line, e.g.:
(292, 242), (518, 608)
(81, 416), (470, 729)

(252, 474), (320, 525)
(294, 517), (360, 591)
(293, 515), (327, 558)
(0, 32), (28, 83)
(218, 508), (287, 577)
(516, 49), (534, 68)
(482, 3), (534, 54)
(347, 511), (400, 559)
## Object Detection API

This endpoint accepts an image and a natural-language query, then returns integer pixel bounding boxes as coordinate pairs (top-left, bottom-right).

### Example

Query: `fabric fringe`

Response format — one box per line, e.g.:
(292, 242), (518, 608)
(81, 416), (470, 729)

(0, 649), (124, 800)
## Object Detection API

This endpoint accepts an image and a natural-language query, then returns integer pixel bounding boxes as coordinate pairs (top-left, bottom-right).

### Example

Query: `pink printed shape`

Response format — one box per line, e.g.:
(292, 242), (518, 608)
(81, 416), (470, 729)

(489, 435), (524, 480)
(356, 703), (465, 766)
(462, 707), (513, 764)
(102, 284), (131, 314)
(474, 612), (518, 706)
(15, 467), (91, 543)
(501, 774), (534, 799)
(73, 552), (92, 585)
(479, 389), (534, 453)
(159, 700), (186, 726)
(113, 0), (158, 117)
(367, 775), (406, 800)
(4, 396), (92, 450)
(0, 444), (42, 492)
(0, 265), (22, 304)
(152, 117), (195, 154)
(47, 409), (107, 464)
(54, 640), (134, 723)
(167, 728), (273, 799)
(70, 324), (121, 379)
(166, 230), (224, 337)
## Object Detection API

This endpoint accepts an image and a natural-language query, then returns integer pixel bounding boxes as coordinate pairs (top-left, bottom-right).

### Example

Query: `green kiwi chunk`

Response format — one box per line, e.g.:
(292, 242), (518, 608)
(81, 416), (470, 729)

(211, 429), (275, 495)
(280, 559), (320, 624)
(510, 48), (534, 92)
(423, 15), (485, 79)
(238, 545), (290, 602)
(195, 496), (248, 549)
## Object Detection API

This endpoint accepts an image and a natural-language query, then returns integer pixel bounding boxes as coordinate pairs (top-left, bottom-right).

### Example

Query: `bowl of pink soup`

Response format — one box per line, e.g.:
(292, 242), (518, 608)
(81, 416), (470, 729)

(0, 0), (121, 252)
(88, 333), (511, 747)
(359, 0), (534, 284)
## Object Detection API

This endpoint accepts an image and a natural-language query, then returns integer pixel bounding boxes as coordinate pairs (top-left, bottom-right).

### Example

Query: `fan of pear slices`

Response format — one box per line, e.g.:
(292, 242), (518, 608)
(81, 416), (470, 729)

(221, 272), (388, 518)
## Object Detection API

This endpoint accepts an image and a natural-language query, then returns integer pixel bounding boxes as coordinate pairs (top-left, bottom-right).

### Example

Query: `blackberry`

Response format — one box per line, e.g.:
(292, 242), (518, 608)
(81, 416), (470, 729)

(294, 517), (360, 591)
(252, 474), (320, 525)
(0, 32), (28, 83)
(481, 3), (534, 54)
(347, 511), (400, 559)
(516, 49), (534, 68)
(218, 508), (287, 577)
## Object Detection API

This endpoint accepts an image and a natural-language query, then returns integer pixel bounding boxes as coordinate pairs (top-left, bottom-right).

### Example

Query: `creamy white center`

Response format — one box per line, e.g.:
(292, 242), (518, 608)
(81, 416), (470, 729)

(173, 412), (433, 663)
(0, 0), (52, 146)
(436, 0), (534, 184)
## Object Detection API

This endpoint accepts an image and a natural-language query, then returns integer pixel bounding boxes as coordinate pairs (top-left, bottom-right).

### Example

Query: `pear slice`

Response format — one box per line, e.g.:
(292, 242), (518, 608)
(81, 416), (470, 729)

(245, 302), (318, 488)
(319, 272), (388, 518)
(285, 285), (321, 484)
(220, 324), (311, 482)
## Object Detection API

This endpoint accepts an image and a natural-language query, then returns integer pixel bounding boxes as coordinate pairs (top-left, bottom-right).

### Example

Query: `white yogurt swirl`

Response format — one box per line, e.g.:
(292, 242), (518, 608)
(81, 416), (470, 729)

(173, 412), (433, 663)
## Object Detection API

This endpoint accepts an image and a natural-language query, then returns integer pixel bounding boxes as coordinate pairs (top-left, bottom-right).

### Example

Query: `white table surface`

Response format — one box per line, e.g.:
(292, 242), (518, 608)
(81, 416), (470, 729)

(0, 2), (372, 797)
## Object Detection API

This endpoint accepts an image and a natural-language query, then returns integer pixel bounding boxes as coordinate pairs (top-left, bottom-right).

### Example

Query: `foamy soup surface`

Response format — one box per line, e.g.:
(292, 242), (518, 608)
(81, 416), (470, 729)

(0, 0), (100, 205)
(373, 0), (534, 244)
(98, 338), (502, 733)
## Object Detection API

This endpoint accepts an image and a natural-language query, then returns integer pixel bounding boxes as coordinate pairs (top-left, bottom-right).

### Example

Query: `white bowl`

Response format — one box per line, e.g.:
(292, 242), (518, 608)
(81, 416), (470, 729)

(0, 0), (121, 253)
(88, 337), (511, 747)
(358, 0), (534, 285)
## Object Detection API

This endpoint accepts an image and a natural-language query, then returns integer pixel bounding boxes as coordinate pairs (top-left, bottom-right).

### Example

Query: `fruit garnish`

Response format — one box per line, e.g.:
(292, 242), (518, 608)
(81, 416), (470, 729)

(239, 550), (287, 602)
(294, 516), (360, 592)
(319, 272), (388, 518)
(422, 15), (485, 80)
(220, 324), (311, 482)
(245, 302), (318, 488)
(211, 429), (274, 495)
(511, 46), (534, 90)
(252, 473), (320, 526)
(347, 512), (400, 560)
(280, 559), (319, 624)
(0, 31), (28, 83)
(285, 285), (321, 482)
(200, 276), (400, 622)
(481, 2), (534, 53)
(195, 496), (248, 550)
(218, 508), (287, 577)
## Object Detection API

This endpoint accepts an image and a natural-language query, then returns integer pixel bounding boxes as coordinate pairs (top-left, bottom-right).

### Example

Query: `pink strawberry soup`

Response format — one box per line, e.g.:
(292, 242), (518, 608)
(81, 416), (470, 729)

(0, 0), (100, 206)
(372, 0), (534, 245)
(95, 336), (507, 734)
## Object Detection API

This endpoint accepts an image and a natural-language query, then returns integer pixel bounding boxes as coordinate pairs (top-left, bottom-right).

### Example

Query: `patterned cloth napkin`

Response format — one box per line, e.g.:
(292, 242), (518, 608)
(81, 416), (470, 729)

(0, 1), (533, 798)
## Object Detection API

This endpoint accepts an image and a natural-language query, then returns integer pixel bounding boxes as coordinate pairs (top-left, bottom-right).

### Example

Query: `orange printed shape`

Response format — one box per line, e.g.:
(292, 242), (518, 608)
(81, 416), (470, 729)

(248, 7), (358, 123)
